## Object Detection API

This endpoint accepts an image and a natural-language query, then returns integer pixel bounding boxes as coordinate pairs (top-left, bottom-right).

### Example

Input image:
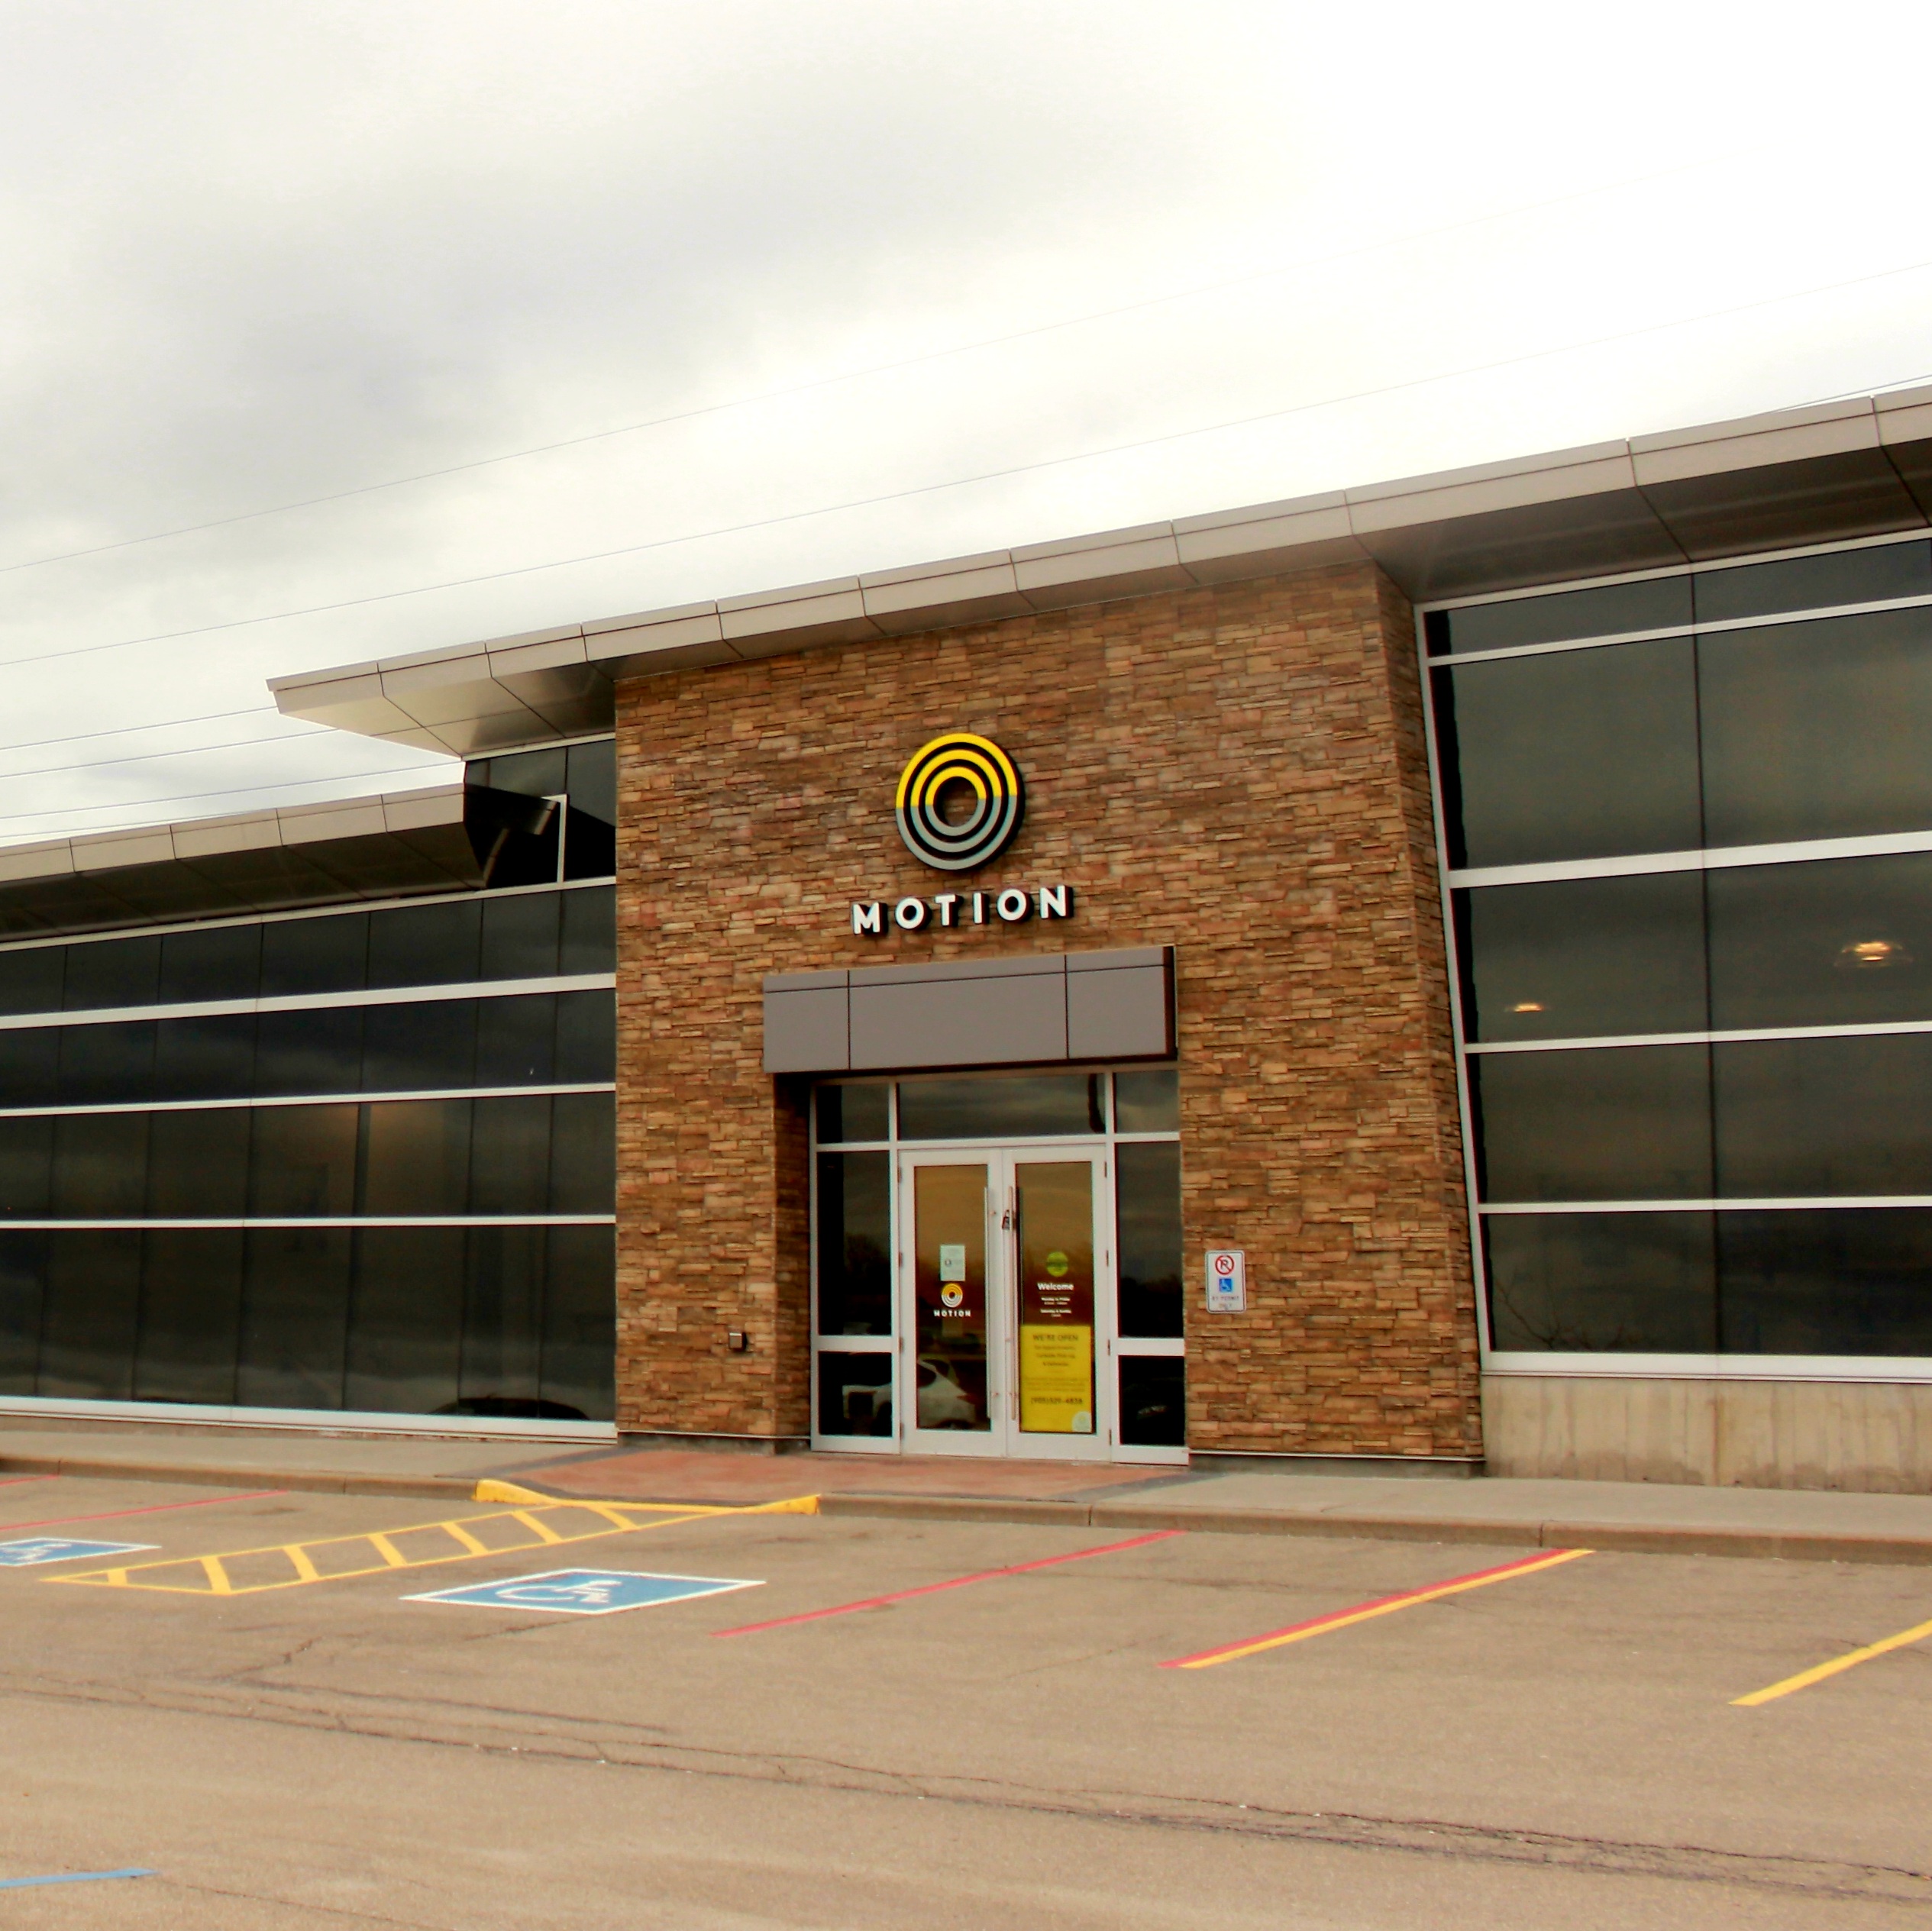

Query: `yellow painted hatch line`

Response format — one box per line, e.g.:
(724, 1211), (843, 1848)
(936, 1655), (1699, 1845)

(45, 1491), (819, 1598)
(1733, 1612), (1932, 1707)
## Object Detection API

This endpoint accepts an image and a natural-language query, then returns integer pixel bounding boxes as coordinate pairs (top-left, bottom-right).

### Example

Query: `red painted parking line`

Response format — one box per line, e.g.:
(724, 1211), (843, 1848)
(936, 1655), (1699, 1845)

(1159, 1547), (1594, 1669)
(0, 1489), (287, 1535)
(0, 1476), (56, 1490)
(714, 1530), (1184, 1637)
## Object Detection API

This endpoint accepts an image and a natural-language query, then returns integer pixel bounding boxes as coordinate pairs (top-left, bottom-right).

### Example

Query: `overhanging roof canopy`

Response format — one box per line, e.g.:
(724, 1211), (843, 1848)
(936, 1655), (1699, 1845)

(270, 388), (1932, 757)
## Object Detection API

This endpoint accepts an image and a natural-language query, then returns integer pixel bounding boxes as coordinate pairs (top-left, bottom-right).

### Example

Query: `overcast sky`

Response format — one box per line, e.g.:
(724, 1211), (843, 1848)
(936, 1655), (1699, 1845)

(2, 0), (1930, 843)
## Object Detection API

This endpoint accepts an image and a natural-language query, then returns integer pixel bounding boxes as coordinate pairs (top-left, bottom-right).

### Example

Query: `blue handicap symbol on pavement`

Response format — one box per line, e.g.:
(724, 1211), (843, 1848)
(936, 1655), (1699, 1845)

(404, 1568), (764, 1616)
(0, 1537), (158, 1568)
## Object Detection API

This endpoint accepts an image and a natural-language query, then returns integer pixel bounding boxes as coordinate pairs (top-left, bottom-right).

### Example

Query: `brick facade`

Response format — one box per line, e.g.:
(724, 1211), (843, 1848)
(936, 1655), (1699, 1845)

(613, 560), (1481, 1457)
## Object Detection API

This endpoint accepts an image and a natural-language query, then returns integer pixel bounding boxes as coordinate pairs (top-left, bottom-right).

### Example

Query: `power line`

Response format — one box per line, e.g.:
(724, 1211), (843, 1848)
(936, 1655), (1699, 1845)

(3, 246), (1928, 683)
(0, 150), (1767, 579)
(0, 760), (452, 835)
(0, 704), (276, 758)
(0, 723), (339, 787)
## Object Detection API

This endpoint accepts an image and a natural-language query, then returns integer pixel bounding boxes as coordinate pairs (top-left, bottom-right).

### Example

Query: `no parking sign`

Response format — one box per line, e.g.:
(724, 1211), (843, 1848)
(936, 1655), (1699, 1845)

(1204, 1248), (1245, 1313)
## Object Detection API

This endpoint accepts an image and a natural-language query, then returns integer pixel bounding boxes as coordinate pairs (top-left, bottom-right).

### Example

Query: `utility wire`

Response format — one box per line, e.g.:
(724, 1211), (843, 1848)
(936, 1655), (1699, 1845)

(0, 149), (1767, 578)
(0, 723), (340, 787)
(0, 760), (453, 835)
(0, 704), (276, 758)
(4, 247), (1929, 682)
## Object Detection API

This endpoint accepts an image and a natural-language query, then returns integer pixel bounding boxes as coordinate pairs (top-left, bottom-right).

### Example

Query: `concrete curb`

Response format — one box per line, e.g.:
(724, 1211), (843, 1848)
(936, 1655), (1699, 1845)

(11, 1454), (1932, 1564)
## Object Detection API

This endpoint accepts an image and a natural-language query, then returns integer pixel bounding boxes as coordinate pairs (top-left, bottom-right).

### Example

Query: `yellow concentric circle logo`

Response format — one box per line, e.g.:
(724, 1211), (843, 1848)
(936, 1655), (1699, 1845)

(894, 733), (1024, 873)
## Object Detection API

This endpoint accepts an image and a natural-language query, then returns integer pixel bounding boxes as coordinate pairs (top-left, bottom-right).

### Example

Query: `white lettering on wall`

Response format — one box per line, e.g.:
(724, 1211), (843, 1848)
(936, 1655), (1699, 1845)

(849, 885), (1075, 938)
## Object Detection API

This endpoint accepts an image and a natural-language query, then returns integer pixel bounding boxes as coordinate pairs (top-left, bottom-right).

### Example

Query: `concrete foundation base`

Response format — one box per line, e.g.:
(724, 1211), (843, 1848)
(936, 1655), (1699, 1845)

(1483, 1374), (1932, 1493)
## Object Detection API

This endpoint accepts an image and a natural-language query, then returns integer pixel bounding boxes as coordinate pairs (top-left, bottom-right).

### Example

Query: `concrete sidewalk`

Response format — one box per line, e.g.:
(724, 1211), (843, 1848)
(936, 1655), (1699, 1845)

(5, 1416), (1932, 1564)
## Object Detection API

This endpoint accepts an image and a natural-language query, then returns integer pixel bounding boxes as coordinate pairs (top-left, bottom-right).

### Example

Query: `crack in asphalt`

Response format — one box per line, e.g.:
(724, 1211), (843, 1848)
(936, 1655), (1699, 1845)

(4, 1672), (1926, 1907)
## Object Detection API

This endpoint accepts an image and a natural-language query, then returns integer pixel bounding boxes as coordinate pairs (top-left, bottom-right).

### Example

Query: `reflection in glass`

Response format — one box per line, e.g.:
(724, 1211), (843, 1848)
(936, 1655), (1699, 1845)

(0, 1030), (56, 1108)
(344, 1227), (466, 1413)
(911, 1164), (989, 1430)
(1693, 541), (1930, 625)
(249, 1106), (357, 1218)
(477, 995), (556, 1087)
(155, 1013), (255, 1100)
(815, 1082), (890, 1144)
(1484, 1212), (1716, 1351)
(362, 1100), (473, 1216)
(37, 1229), (142, 1397)
(1015, 1161), (1095, 1434)
(816, 1151), (890, 1335)
(367, 899), (482, 990)
(1430, 576), (1692, 654)
(0, 1232), (46, 1391)
(1718, 1209), (1932, 1355)
(1459, 873), (1707, 1042)
(456, 1223), (545, 1413)
(1114, 1067), (1178, 1132)
(51, 1112), (148, 1218)
(63, 938), (160, 1012)
(254, 1006), (362, 1098)
(60, 1021), (155, 1106)
(1119, 1355), (1185, 1446)
(134, 1229), (244, 1404)
(1714, 1035), (1932, 1198)
(541, 1225), (615, 1420)
(0, 945), (63, 1016)
(547, 1093), (614, 1213)
(468, 1096), (553, 1216)
(559, 886), (616, 974)
(362, 1000), (477, 1093)
(480, 892), (560, 981)
(159, 925), (261, 1006)
(899, 1073), (1103, 1141)
(1473, 1047), (1711, 1202)
(555, 990), (615, 1083)
(0, 1118), (52, 1216)
(1707, 853), (1932, 1030)
(1699, 606), (1932, 848)
(261, 911), (368, 998)
(148, 1109), (250, 1219)
(1116, 1141), (1183, 1337)
(816, 1349), (893, 1435)
(237, 1227), (351, 1409)
(1434, 638), (1701, 867)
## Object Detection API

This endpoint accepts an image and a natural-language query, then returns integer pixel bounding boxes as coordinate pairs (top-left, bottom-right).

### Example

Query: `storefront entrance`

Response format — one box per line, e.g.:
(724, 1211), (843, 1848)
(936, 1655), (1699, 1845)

(810, 1069), (1185, 1463)
(903, 1148), (1110, 1460)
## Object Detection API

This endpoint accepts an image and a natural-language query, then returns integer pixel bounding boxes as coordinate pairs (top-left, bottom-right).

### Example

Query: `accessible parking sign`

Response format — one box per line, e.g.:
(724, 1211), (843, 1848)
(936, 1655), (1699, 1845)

(0, 1537), (157, 1568)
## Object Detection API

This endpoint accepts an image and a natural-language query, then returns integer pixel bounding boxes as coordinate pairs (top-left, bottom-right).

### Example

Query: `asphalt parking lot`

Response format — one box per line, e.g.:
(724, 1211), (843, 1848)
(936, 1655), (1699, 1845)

(1, 1471), (1927, 1929)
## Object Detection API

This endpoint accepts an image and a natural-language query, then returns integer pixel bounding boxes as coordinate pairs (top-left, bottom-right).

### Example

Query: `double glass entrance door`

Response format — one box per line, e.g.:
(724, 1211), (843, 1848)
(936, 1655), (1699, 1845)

(903, 1148), (1110, 1460)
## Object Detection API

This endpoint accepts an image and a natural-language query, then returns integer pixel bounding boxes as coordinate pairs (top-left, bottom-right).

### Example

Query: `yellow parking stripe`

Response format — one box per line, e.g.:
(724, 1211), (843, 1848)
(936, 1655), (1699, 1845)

(1733, 1612), (1932, 1706)
(45, 1493), (819, 1598)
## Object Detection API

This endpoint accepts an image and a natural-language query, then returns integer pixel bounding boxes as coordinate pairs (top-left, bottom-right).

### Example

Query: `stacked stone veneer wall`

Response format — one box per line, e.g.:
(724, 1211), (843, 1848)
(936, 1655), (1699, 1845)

(613, 560), (1480, 1455)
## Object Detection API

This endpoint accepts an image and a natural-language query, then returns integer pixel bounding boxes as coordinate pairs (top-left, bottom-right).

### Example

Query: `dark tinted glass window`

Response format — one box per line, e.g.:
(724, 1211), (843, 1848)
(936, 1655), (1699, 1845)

(554, 990), (615, 1083)
(1694, 541), (1931, 625)
(1114, 1068), (1178, 1132)
(237, 1226), (351, 1410)
(1116, 1141), (1182, 1337)
(368, 900), (481, 990)
(898, 1073), (1103, 1140)
(469, 1096), (553, 1216)
(0, 1029), (57, 1109)
(565, 739), (617, 824)
(1473, 1046), (1711, 1201)
(59, 1021), (155, 1106)
(51, 1112), (149, 1217)
(0, 1232), (46, 1391)
(1434, 639), (1701, 868)
(480, 892), (559, 980)
(563, 802), (616, 881)
(134, 1229), (243, 1404)
(362, 999), (477, 1093)
(1717, 1208), (1932, 1355)
(249, 1106), (357, 1218)
(817, 1349), (893, 1435)
(261, 912), (367, 997)
(548, 1093), (614, 1214)
(476, 995), (556, 1086)
(63, 937), (160, 1012)
(1484, 1211), (1716, 1351)
(541, 1224), (615, 1420)
(1707, 854), (1932, 1030)
(361, 1100), (472, 1216)
(0, 946), (63, 1016)
(1435, 576), (1692, 654)
(1714, 1035), (1932, 1199)
(0, 1118), (52, 1216)
(344, 1227), (466, 1414)
(147, 1109), (250, 1219)
(1699, 607), (1932, 848)
(816, 1151), (890, 1335)
(486, 747), (568, 799)
(815, 1083), (890, 1143)
(37, 1229), (142, 1397)
(1119, 1355), (1185, 1446)
(1459, 873), (1707, 1042)
(155, 1013), (256, 1100)
(159, 924), (261, 1005)
(254, 1006), (362, 1098)
(457, 1223), (547, 1413)
(559, 886), (616, 974)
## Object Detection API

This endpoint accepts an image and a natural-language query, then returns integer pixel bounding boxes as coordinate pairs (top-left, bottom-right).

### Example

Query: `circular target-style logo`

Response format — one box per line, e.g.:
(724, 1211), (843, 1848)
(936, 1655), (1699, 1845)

(895, 733), (1024, 873)
(940, 1283), (964, 1308)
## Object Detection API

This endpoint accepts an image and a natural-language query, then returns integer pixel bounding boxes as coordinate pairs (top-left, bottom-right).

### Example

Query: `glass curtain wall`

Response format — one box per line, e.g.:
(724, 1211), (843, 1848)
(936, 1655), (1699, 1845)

(1426, 536), (1932, 1367)
(0, 738), (619, 1421)
(810, 1067), (1184, 1451)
